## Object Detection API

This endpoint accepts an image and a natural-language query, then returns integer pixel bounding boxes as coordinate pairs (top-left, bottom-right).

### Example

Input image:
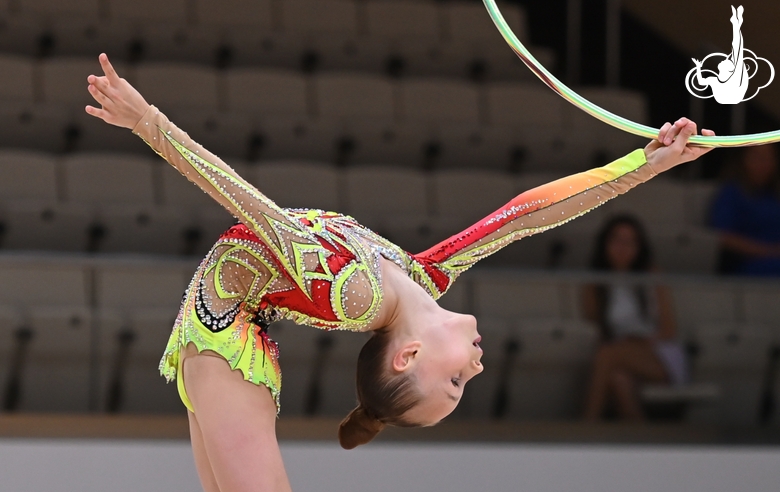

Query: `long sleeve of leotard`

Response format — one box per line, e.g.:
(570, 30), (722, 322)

(132, 105), (320, 279)
(413, 149), (656, 297)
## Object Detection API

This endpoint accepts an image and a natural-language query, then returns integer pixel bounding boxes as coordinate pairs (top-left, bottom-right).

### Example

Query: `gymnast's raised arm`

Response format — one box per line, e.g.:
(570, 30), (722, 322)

(85, 53), (319, 266)
(417, 119), (716, 287)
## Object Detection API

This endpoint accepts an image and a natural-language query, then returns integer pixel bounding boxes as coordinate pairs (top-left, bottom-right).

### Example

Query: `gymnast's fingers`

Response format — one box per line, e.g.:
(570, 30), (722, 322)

(99, 53), (121, 84)
(88, 83), (112, 107)
(657, 122), (672, 145)
(88, 74), (113, 96)
(671, 119), (697, 153)
(85, 105), (110, 121)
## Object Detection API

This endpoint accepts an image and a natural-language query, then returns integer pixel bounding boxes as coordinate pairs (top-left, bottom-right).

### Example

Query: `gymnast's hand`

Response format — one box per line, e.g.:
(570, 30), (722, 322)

(643, 118), (715, 174)
(85, 53), (150, 129)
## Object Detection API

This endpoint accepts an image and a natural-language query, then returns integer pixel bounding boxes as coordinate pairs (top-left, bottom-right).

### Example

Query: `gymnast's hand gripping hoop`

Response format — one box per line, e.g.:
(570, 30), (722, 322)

(482, 0), (780, 148)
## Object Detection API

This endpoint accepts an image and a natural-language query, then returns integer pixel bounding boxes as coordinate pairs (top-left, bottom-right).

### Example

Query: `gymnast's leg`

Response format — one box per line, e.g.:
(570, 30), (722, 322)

(181, 343), (292, 492)
(188, 410), (221, 492)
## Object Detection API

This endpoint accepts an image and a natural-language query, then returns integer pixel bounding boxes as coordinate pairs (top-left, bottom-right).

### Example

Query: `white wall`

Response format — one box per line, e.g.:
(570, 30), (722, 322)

(0, 440), (778, 492)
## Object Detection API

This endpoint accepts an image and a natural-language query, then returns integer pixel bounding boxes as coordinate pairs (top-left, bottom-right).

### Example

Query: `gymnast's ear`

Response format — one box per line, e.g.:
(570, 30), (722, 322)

(338, 405), (386, 450)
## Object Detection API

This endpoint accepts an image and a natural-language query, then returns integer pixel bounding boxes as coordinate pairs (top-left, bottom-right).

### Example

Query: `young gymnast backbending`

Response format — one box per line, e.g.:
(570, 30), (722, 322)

(86, 53), (714, 491)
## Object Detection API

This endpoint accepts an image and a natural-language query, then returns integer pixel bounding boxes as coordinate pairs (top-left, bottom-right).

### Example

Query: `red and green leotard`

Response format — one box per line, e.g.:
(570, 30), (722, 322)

(132, 105), (657, 413)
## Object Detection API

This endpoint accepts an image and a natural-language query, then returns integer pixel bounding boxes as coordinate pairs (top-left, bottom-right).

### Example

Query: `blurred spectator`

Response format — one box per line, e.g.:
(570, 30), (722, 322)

(582, 216), (687, 422)
(710, 145), (780, 276)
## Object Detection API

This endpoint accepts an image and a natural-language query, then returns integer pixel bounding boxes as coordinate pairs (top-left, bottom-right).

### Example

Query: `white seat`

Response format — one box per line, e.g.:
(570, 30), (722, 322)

(0, 102), (69, 153)
(502, 319), (596, 420)
(517, 319), (598, 367)
(18, 0), (102, 19)
(226, 68), (309, 116)
(444, 1), (527, 45)
(432, 168), (516, 224)
(97, 205), (188, 255)
(1, 200), (93, 252)
(165, 109), (254, 160)
(194, 0), (274, 29)
(365, 0), (441, 44)
(46, 18), (130, 59)
(0, 55), (35, 102)
(653, 228), (719, 274)
(743, 285), (780, 329)
(41, 57), (128, 107)
(486, 82), (565, 128)
(63, 153), (156, 205)
(401, 78), (481, 124)
(266, 320), (322, 416)
(317, 329), (371, 416)
(280, 0), (358, 36)
(129, 23), (222, 65)
(434, 123), (514, 171)
(70, 110), (153, 155)
(0, 14), (42, 57)
(315, 72), (396, 120)
(17, 306), (92, 412)
(0, 263), (88, 306)
(253, 116), (341, 161)
(336, 118), (430, 167)
(96, 308), (182, 413)
(0, 150), (58, 202)
(473, 277), (565, 319)
(97, 266), (189, 310)
(688, 324), (772, 426)
(250, 161), (339, 211)
(107, 0), (189, 24)
(135, 63), (220, 111)
(344, 166), (428, 222)
(672, 283), (739, 332)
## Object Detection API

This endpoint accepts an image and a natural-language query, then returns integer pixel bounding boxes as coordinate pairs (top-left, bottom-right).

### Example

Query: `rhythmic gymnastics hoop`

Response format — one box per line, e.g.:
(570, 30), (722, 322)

(483, 0), (780, 147)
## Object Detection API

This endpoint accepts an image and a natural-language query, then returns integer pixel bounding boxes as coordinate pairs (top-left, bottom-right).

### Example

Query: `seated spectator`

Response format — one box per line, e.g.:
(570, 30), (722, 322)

(710, 145), (780, 276)
(582, 216), (687, 422)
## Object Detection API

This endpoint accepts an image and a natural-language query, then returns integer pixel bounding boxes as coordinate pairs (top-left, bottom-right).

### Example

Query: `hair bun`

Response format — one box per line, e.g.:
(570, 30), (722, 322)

(338, 406), (386, 450)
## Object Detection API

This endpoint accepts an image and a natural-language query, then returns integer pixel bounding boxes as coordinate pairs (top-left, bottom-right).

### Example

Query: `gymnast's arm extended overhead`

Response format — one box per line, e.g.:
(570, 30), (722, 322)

(85, 53), (320, 270)
(416, 119), (716, 290)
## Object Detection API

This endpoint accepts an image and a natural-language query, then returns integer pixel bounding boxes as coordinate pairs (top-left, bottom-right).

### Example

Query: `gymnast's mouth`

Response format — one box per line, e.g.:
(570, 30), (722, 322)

(473, 336), (482, 351)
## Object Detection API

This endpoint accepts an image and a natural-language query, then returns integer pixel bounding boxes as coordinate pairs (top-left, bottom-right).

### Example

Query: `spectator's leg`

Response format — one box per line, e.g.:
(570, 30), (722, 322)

(584, 344), (617, 421)
(609, 370), (643, 421)
(584, 339), (668, 421)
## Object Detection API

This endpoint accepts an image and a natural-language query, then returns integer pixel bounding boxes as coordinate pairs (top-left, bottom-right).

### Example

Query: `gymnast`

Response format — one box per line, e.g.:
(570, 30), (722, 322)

(692, 5), (748, 104)
(85, 53), (715, 491)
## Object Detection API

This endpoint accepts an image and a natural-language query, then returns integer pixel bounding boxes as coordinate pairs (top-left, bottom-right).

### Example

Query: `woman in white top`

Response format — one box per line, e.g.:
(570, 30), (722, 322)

(581, 215), (685, 421)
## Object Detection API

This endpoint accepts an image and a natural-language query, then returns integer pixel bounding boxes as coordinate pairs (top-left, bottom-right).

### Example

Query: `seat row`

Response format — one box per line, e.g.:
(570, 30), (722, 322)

(0, 258), (778, 424)
(0, 150), (719, 263)
(0, 56), (643, 129)
(0, 0), (552, 80)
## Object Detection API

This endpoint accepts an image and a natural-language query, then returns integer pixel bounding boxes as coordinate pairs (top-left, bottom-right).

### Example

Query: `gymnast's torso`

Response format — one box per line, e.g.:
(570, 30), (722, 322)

(131, 104), (658, 413)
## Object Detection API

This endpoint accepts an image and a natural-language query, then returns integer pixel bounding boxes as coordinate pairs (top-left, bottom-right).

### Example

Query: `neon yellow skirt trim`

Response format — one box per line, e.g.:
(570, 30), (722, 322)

(159, 300), (282, 414)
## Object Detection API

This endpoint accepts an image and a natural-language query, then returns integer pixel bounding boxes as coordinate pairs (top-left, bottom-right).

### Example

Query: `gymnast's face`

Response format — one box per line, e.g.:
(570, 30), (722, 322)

(392, 310), (484, 425)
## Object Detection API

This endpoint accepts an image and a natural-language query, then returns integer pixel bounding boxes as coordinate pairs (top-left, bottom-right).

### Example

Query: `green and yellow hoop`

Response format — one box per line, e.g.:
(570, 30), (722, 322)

(483, 0), (780, 147)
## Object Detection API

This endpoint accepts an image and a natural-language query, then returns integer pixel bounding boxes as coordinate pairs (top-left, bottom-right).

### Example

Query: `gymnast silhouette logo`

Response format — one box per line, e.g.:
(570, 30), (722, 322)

(685, 5), (774, 105)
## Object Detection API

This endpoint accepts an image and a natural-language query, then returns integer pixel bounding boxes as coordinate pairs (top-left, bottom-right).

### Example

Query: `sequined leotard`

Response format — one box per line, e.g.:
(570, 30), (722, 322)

(132, 105), (657, 413)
